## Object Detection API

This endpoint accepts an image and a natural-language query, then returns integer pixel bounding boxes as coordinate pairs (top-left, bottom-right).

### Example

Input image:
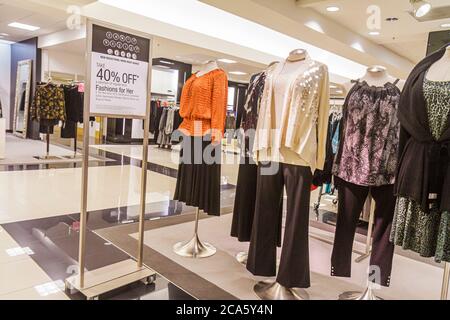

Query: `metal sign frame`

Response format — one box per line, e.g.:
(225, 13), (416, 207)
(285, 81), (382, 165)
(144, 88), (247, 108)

(78, 19), (153, 288)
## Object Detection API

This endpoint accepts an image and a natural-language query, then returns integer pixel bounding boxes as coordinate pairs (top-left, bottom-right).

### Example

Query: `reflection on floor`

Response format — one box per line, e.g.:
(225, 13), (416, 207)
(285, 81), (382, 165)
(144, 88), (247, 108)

(1, 139), (444, 300)
(99, 212), (447, 300)
(1, 135), (107, 166)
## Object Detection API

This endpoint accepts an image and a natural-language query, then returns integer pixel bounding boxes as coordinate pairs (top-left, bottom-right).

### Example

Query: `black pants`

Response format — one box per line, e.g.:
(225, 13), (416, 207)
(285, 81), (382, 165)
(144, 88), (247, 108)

(331, 177), (396, 287)
(247, 162), (313, 288)
(231, 159), (283, 246)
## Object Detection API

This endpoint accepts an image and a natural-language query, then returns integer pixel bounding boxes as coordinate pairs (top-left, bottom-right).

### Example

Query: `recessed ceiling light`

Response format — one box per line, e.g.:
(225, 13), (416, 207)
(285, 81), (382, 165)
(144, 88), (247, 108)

(369, 31), (380, 36)
(441, 23), (450, 28)
(410, 0), (431, 18)
(386, 17), (399, 22)
(229, 71), (247, 75)
(159, 60), (174, 65)
(326, 6), (340, 12)
(218, 58), (237, 64)
(8, 22), (40, 31)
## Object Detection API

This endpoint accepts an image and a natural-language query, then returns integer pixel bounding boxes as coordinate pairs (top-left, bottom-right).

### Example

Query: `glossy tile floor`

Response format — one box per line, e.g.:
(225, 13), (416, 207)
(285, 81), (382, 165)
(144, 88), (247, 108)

(0, 135), (446, 300)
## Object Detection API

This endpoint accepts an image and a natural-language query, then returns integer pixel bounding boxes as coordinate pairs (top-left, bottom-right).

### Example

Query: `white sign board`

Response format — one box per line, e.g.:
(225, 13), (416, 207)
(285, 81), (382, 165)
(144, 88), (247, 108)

(89, 24), (150, 118)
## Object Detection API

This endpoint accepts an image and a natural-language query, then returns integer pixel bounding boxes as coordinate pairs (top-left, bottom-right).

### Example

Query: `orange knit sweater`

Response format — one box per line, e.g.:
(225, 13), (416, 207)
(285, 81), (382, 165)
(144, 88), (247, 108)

(179, 69), (228, 143)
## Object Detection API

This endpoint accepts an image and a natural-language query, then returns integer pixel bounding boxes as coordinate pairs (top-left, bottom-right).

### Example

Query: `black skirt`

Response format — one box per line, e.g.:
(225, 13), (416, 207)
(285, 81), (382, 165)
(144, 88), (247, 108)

(174, 134), (221, 216)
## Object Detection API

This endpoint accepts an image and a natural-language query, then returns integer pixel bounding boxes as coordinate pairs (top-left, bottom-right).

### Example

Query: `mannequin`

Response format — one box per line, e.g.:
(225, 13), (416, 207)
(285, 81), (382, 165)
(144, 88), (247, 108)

(197, 60), (219, 77)
(248, 49), (330, 300)
(426, 45), (450, 81)
(344, 66), (405, 94)
(287, 49), (307, 62)
(332, 64), (405, 300)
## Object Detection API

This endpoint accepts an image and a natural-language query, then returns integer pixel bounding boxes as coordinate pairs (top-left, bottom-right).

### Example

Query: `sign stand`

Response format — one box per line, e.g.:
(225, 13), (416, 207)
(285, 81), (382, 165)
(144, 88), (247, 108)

(65, 20), (156, 300)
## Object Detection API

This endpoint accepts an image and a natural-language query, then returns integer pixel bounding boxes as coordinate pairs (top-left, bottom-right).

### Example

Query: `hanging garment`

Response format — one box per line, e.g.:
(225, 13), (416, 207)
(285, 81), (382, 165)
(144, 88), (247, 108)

(247, 162), (313, 288)
(157, 108), (168, 145)
(174, 134), (221, 216)
(333, 80), (401, 186)
(313, 114), (341, 186)
(225, 114), (236, 131)
(31, 83), (66, 122)
(331, 177), (396, 287)
(61, 85), (83, 139)
(391, 73), (450, 263)
(178, 69), (228, 143)
(149, 100), (160, 134)
(253, 58), (330, 173)
(158, 108), (176, 147)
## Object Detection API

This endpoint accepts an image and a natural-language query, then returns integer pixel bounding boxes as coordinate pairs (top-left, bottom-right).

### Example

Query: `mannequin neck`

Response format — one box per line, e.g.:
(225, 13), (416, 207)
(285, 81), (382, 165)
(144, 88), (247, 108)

(287, 49), (308, 62)
(426, 47), (450, 81)
(360, 66), (393, 86)
(198, 61), (219, 76)
(444, 46), (450, 59)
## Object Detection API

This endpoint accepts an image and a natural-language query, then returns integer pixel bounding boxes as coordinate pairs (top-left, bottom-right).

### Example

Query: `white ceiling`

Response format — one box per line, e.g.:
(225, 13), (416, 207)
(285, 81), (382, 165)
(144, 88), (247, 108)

(302, 0), (450, 63)
(42, 35), (267, 82)
(0, 1), (66, 42)
(0, 0), (96, 42)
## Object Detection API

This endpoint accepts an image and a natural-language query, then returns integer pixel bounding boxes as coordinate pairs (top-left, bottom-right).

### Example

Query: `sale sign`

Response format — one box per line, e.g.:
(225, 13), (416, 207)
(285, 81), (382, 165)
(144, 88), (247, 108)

(89, 24), (151, 117)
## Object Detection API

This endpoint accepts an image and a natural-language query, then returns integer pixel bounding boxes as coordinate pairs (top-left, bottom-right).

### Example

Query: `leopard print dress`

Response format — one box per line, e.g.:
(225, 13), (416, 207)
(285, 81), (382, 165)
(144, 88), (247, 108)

(391, 78), (450, 263)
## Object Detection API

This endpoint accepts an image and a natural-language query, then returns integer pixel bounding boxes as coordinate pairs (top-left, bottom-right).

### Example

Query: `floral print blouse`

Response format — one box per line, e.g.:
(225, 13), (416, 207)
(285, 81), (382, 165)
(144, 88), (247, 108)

(31, 83), (66, 122)
(333, 80), (401, 186)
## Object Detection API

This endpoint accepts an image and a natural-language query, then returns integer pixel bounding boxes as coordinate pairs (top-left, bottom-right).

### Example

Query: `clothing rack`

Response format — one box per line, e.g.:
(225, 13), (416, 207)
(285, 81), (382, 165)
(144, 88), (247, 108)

(35, 80), (85, 160)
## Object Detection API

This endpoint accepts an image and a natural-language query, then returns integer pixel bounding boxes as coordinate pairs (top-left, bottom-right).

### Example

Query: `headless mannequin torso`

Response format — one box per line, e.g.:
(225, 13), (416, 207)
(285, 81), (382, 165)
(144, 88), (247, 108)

(343, 66), (405, 94)
(426, 45), (450, 81)
(197, 60), (219, 77)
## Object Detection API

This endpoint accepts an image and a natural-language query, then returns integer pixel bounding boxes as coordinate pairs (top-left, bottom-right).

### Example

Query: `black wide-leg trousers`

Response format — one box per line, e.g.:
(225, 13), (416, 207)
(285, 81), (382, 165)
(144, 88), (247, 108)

(247, 162), (313, 288)
(231, 158), (283, 246)
(331, 177), (396, 287)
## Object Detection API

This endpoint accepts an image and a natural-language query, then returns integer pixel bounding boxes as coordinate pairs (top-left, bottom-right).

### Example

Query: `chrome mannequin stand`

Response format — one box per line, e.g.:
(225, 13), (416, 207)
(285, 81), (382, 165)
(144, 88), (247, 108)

(254, 281), (310, 300)
(339, 281), (382, 300)
(173, 208), (217, 258)
(441, 262), (449, 300)
(236, 252), (248, 265)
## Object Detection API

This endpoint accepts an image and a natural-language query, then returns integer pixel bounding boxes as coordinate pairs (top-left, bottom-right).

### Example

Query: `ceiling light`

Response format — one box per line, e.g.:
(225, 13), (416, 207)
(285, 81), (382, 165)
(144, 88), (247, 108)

(229, 71), (247, 75)
(218, 58), (237, 64)
(385, 17), (399, 22)
(8, 22), (40, 31)
(369, 31), (380, 36)
(159, 60), (174, 65)
(410, 0), (432, 18)
(441, 23), (450, 28)
(326, 6), (340, 12)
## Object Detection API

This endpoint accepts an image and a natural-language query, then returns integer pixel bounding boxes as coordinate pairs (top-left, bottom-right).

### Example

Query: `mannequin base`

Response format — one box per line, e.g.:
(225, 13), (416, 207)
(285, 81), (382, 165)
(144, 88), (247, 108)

(339, 286), (383, 300)
(254, 281), (310, 300)
(236, 252), (248, 265)
(173, 234), (216, 258)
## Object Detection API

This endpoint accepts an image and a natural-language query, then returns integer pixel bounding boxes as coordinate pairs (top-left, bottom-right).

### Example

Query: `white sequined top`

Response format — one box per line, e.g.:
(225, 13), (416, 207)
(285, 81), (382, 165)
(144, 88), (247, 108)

(253, 56), (330, 172)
